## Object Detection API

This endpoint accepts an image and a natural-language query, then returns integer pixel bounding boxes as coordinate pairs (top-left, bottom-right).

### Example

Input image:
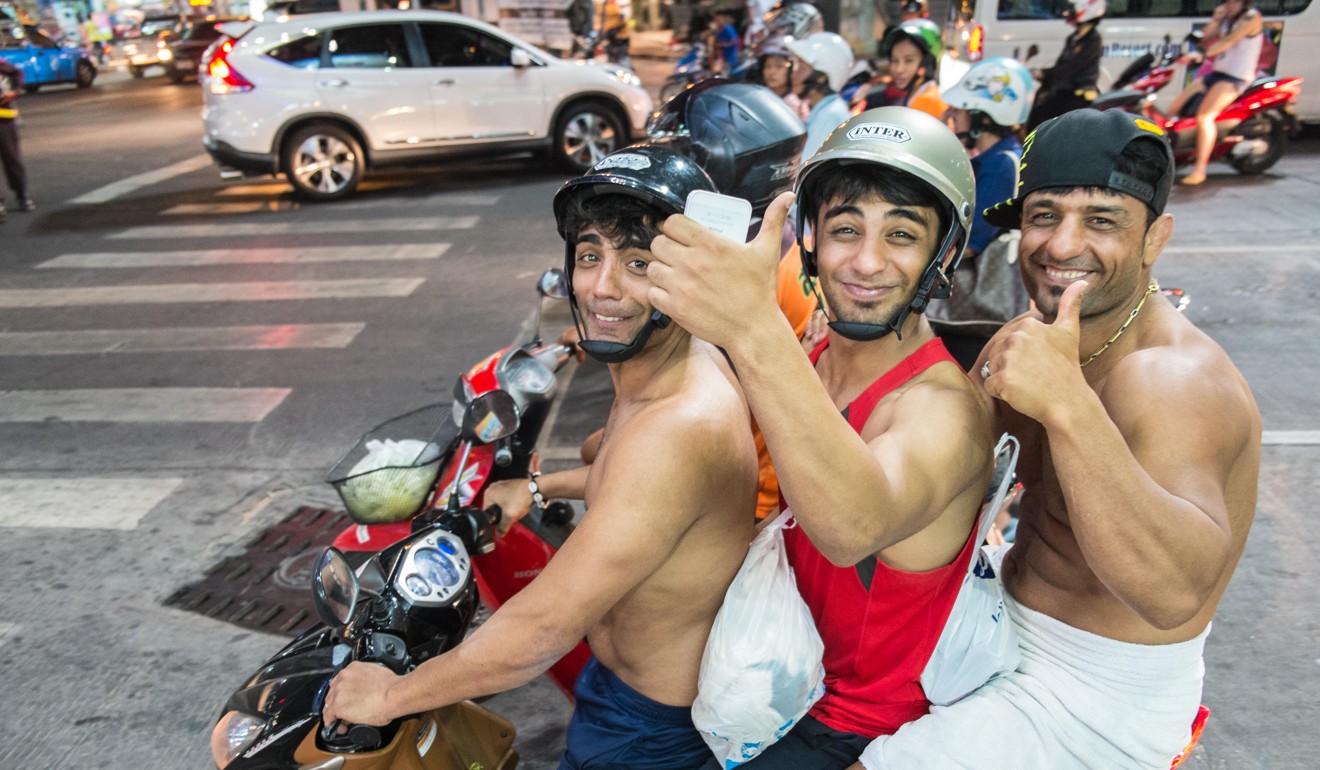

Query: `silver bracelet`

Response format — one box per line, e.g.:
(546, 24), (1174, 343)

(528, 470), (546, 509)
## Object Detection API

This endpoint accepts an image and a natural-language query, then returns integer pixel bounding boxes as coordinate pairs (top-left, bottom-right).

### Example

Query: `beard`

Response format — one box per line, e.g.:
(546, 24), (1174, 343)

(820, 270), (915, 329)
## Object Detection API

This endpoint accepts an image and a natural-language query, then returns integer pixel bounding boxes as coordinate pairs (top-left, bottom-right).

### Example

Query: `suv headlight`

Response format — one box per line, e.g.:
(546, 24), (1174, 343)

(210, 711), (266, 767)
(606, 66), (642, 88)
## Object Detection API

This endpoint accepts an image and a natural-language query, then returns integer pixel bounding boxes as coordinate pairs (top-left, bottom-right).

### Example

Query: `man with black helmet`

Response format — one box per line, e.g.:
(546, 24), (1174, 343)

(649, 106), (996, 767)
(323, 145), (758, 770)
(848, 110), (1260, 768)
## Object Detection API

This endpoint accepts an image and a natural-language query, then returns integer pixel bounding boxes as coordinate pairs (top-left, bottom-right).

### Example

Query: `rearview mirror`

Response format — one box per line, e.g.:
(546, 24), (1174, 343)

(538, 268), (569, 300)
(312, 548), (359, 627)
(461, 391), (520, 444)
(511, 48), (532, 68)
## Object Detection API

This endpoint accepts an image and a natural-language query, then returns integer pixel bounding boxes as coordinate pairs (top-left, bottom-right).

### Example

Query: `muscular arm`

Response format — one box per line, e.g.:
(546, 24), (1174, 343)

(978, 282), (1259, 629)
(1034, 354), (1257, 628)
(324, 409), (741, 724)
(649, 194), (990, 567)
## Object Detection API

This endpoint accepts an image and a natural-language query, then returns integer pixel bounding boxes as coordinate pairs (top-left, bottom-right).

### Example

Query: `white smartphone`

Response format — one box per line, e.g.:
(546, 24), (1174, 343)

(684, 189), (753, 243)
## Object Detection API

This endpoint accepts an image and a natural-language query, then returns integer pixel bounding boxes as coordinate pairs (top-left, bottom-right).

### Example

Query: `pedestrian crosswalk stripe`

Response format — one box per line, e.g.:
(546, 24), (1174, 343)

(163, 202), (284, 215)
(37, 245), (448, 269)
(0, 478), (185, 530)
(67, 154), (215, 205)
(1262, 431), (1320, 446)
(0, 278), (424, 308)
(108, 217), (479, 239)
(0, 324), (366, 355)
(0, 388), (292, 422)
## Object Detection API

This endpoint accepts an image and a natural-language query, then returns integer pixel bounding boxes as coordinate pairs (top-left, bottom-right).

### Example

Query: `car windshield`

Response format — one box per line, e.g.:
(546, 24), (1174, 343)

(188, 21), (223, 41)
(141, 16), (180, 35)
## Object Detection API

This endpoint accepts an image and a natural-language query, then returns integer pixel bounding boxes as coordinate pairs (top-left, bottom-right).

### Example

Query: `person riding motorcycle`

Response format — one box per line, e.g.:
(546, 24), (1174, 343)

(1026, 0), (1105, 130)
(928, 56), (1036, 370)
(783, 32), (855, 160)
(861, 19), (947, 119)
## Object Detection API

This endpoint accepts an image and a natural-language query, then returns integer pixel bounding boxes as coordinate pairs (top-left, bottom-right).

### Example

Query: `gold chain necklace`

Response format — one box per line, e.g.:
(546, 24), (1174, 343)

(1080, 279), (1160, 368)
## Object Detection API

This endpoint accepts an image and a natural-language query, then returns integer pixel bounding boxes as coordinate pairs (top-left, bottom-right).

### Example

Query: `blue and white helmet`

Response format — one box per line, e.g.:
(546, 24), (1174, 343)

(942, 57), (1037, 128)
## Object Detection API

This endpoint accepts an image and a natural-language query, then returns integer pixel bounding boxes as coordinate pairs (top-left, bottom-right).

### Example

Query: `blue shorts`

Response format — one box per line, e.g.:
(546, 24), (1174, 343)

(559, 656), (712, 770)
(1204, 71), (1248, 92)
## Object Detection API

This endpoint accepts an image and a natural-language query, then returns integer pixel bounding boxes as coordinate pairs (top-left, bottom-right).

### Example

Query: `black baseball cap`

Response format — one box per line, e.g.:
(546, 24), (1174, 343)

(983, 109), (1175, 230)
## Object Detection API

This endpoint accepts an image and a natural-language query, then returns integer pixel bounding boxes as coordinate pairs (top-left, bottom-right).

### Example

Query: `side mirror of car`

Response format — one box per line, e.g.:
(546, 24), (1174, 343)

(511, 48), (532, 68)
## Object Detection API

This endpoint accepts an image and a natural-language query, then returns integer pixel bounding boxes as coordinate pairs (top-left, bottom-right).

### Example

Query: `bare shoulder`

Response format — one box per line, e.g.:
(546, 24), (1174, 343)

(885, 358), (994, 441)
(1102, 321), (1260, 450)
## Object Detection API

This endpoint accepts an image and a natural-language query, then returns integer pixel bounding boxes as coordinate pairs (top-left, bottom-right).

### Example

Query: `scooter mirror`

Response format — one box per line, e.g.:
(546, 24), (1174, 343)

(461, 391), (521, 445)
(312, 547), (359, 627)
(538, 268), (570, 301)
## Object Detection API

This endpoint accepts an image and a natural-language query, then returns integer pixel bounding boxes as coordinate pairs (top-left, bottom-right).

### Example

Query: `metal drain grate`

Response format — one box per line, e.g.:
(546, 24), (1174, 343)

(165, 506), (352, 635)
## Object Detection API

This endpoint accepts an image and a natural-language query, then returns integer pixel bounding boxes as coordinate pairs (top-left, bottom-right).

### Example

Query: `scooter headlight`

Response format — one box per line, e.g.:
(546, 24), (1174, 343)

(502, 355), (555, 395)
(209, 710), (266, 767)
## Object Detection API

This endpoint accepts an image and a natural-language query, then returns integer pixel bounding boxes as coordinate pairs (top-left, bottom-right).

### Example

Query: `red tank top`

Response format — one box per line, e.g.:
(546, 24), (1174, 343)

(785, 337), (977, 737)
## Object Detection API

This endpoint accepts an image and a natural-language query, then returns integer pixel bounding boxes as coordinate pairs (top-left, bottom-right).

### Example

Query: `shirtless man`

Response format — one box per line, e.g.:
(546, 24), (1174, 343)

(851, 109), (1261, 767)
(322, 145), (758, 769)
(647, 107), (997, 768)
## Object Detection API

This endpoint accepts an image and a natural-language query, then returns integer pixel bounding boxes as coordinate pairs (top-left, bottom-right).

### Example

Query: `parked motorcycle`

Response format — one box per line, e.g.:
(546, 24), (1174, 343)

(1092, 36), (1303, 175)
(210, 391), (525, 769)
(325, 268), (589, 697)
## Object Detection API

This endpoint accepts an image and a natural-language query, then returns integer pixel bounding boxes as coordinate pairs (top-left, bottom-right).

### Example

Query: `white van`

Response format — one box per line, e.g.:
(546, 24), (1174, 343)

(940, 0), (1319, 122)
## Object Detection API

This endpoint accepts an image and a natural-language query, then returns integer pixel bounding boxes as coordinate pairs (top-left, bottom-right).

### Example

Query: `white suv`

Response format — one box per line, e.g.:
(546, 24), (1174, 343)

(200, 10), (653, 200)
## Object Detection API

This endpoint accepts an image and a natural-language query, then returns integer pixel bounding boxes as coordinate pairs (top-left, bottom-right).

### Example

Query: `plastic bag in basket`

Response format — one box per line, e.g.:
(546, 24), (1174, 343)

(338, 439), (442, 524)
(691, 513), (825, 768)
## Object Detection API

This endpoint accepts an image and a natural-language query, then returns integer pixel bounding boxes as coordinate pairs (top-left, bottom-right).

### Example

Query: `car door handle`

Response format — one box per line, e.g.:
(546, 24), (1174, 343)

(319, 79), (348, 88)
(433, 78), (456, 86)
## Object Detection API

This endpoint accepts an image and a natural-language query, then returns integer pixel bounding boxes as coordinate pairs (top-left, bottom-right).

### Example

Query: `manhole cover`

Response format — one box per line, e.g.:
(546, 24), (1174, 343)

(164, 506), (351, 635)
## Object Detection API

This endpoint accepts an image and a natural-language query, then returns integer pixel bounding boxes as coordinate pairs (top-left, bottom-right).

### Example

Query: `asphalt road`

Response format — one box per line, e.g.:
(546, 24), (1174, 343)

(2, 56), (1319, 769)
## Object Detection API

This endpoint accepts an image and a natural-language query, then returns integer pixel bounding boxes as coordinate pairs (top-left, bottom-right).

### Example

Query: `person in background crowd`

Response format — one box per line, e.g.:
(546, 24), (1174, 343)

(1170, 0), (1263, 185)
(927, 56), (1037, 370)
(0, 57), (34, 224)
(785, 32), (855, 160)
(1026, 0), (1104, 130)
(860, 19), (947, 119)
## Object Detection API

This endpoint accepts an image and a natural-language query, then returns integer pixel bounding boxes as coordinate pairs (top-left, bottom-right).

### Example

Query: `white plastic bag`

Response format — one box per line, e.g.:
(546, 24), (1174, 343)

(920, 433), (1022, 706)
(691, 513), (825, 768)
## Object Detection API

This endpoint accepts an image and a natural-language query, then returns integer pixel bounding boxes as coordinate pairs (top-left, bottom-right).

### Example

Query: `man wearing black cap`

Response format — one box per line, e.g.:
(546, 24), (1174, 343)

(848, 109), (1261, 767)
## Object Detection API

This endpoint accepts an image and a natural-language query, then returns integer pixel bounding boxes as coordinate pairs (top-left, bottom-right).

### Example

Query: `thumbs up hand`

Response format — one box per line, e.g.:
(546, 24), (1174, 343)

(977, 280), (1091, 426)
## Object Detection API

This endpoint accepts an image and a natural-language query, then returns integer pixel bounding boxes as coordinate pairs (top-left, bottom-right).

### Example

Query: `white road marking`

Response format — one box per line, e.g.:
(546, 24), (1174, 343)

(1163, 244), (1320, 254)
(163, 202), (282, 215)
(37, 244), (448, 268)
(217, 182), (293, 197)
(0, 323), (365, 355)
(1262, 431), (1320, 446)
(0, 278), (424, 308)
(68, 154), (215, 205)
(0, 478), (184, 530)
(0, 388), (291, 422)
(108, 216), (479, 239)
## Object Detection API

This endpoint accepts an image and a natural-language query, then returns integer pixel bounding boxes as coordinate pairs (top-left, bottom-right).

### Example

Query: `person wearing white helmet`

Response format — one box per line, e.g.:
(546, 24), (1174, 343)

(1026, 0), (1105, 129)
(647, 107), (996, 769)
(927, 56), (1036, 370)
(784, 31), (856, 160)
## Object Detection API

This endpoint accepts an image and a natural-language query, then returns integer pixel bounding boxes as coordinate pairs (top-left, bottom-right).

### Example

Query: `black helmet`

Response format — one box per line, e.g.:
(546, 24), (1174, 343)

(553, 145), (718, 363)
(645, 79), (806, 217)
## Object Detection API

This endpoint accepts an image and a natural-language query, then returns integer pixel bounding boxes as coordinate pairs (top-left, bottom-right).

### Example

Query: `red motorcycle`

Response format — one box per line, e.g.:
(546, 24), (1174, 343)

(1093, 38), (1303, 176)
(325, 268), (590, 698)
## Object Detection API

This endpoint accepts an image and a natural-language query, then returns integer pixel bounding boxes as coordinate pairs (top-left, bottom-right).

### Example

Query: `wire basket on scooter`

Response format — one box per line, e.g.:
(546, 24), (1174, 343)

(326, 403), (459, 525)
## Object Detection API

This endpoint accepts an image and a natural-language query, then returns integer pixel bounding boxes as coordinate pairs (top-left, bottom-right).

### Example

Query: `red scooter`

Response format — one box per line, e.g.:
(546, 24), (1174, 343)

(325, 268), (590, 698)
(1092, 37), (1303, 176)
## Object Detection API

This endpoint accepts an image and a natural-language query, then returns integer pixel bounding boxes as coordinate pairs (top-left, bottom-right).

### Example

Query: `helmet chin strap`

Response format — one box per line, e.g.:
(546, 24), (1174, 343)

(569, 296), (671, 364)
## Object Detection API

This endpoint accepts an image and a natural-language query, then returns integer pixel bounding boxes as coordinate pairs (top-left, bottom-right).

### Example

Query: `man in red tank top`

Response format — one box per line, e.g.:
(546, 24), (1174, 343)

(648, 107), (997, 767)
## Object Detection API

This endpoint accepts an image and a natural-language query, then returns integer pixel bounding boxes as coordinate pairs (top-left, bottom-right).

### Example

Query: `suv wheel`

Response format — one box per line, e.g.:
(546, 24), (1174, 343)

(282, 123), (365, 201)
(554, 101), (624, 172)
(75, 61), (96, 89)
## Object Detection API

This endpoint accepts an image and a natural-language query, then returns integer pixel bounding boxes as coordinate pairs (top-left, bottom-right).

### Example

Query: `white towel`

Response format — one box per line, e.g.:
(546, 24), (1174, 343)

(859, 594), (1208, 770)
